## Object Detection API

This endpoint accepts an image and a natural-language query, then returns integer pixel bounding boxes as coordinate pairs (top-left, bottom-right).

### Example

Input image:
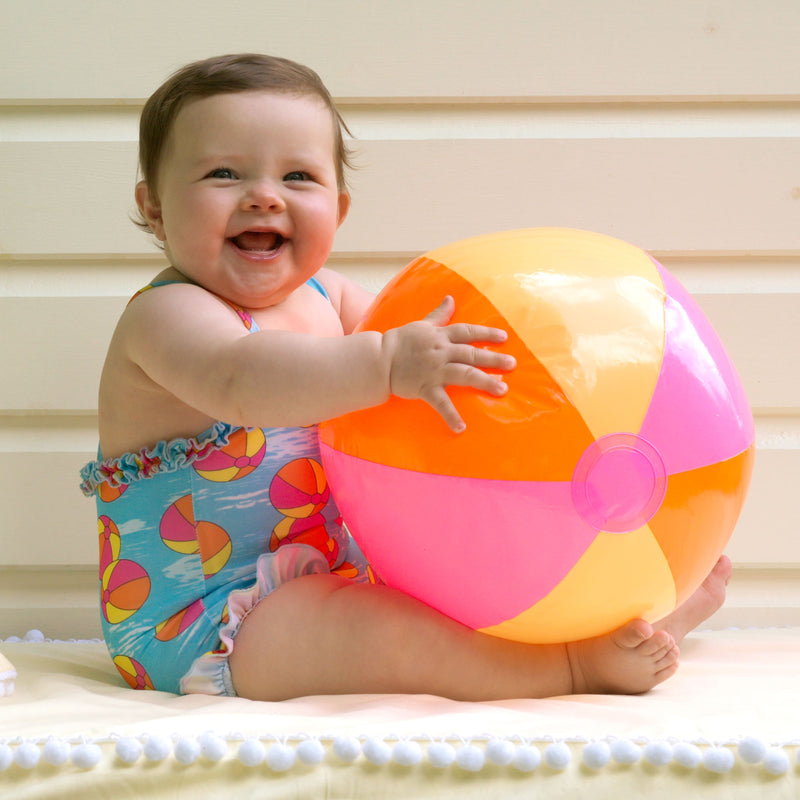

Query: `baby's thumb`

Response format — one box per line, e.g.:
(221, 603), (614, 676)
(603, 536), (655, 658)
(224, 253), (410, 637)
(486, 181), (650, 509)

(424, 295), (456, 327)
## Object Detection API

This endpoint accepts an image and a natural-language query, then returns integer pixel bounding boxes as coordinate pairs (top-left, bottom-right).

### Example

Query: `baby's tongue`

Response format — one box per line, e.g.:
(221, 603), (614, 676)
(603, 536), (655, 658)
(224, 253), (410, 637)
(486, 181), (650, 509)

(233, 231), (280, 252)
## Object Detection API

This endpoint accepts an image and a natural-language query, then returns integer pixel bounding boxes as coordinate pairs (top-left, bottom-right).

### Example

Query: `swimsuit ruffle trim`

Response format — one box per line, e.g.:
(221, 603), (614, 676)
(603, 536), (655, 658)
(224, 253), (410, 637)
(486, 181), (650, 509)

(180, 546), (330, 696)
(79, 421), (238, 497)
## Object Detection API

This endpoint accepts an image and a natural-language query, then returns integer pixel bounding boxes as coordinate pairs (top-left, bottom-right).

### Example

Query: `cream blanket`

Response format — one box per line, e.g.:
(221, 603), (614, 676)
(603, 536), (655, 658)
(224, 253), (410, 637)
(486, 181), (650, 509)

(1, 628), (799, 799)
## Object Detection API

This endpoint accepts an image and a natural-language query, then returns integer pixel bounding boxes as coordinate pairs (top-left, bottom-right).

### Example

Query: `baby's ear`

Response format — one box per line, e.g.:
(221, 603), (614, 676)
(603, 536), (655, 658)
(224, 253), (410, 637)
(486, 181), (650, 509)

(337, 191), (351, 227)
(135, 180), (166, 241)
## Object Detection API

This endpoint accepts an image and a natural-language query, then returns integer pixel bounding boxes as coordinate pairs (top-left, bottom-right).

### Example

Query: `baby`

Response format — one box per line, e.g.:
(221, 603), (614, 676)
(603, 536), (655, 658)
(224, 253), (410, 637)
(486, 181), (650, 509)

(81, 53), (730, 700)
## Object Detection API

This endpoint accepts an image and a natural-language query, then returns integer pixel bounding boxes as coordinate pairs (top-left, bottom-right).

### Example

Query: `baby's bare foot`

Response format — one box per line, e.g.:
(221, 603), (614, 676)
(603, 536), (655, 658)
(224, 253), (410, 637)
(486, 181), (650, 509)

(566, 619), (679, 695)
(655, 555), (732, 645)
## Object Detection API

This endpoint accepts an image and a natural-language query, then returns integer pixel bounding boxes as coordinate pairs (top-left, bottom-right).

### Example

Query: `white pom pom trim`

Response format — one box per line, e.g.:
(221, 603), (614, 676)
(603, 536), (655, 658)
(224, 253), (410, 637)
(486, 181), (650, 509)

(363, 737), (392, 766)
(0, 630), (103, 646)
(392, 740), (423, 767)
(115, 737), (143, 765)
(13, 742), (41, 770)
(485, 738), (516, 767)
(0, 743), (13, 771)
(738, 736), (768, 764)
(512, 744), (542, 772)
(544, 741), (572, 770)
(198, 732), (228, 762)
(0, 731), (797, 780)
(297, 738), (326, 765)
(266, 743), (296, 772)
(143, 734), (173, 763)
(673, 741), (703, 769)
(173, 737), (201, 766)
(427, 741), (457, 768)
(42, 738), (71, 767)
(703, 746), (736, 774)
(455, 743), (486, 772)
(763, 747), (790, 776)
(71, 742), (103, 769)
(332, 735), (362, 763)
(238, 738), (266, 767)
(643, 740), (673, 767)
(610, 738), (642, 765)
(583, 740), (611, 770)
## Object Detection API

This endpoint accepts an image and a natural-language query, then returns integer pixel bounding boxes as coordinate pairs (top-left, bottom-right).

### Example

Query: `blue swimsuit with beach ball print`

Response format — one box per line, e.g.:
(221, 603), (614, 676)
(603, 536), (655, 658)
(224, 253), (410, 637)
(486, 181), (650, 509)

(80, 278), (373, 695)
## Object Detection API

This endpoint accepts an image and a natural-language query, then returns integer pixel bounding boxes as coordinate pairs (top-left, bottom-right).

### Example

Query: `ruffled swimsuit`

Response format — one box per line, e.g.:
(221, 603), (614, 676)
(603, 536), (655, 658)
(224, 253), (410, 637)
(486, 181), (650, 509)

(80, 278), (372, 695)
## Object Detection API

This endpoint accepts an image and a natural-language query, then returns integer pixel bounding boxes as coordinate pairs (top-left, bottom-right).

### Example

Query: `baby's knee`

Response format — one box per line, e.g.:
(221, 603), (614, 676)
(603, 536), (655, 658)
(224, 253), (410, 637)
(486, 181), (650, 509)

(228, 572), (355, 700)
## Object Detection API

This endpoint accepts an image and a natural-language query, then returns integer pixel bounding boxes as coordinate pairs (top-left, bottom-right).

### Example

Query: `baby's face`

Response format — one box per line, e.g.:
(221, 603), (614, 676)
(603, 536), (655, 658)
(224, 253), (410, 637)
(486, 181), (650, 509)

(143, 90), (350, 308)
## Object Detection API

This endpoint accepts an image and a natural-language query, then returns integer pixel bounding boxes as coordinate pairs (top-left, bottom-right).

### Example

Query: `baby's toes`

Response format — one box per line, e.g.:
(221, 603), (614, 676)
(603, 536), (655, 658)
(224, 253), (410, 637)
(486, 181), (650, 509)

(612, 618), (653, 650)
(637, 629), (675, 657)
(654, 646), (680, 683)
(656, 642), (680, 668)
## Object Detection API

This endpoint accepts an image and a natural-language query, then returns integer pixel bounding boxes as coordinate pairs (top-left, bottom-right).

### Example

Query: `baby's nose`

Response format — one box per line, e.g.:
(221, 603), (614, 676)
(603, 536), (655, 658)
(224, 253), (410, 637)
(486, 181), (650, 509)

(243, 180), (285, 211)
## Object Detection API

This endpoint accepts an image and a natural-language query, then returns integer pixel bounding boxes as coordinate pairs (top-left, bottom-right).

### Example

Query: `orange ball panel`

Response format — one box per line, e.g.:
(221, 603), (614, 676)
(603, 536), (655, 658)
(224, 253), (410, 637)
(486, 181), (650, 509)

(649, 445), (755, 606)
(321, 258), (595, 481)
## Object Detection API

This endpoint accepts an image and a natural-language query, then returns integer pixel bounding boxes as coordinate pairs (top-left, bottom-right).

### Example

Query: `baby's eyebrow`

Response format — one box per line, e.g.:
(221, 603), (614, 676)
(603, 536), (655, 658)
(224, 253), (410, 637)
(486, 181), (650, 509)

(194, 153), (237, 165)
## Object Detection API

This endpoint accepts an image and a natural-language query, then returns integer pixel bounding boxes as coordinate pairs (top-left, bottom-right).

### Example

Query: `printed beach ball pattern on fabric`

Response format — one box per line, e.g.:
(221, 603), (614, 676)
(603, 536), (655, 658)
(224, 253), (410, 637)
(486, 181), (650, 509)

(113, 654), (154, 690)
(319, 228), (755, 643)
(193, 428), (266, 482)
(160, 495), (233, 579)
(101, 559), (151, 625)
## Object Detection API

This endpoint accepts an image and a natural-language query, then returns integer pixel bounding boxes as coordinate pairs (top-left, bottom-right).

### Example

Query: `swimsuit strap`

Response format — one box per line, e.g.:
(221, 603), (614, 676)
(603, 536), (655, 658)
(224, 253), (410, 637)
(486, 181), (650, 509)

(306, 276), (330, 300)
(128, 279), (256, 330)
(129, 277), (330, 331)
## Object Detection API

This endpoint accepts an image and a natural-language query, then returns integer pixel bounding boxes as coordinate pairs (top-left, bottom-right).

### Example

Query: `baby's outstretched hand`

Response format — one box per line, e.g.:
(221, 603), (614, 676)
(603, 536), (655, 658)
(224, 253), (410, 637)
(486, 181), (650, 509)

(381, 296), (516, 433)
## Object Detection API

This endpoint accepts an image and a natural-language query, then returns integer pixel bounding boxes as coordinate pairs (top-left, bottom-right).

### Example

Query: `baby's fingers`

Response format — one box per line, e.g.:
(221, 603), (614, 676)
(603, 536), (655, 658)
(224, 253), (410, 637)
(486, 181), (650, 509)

(445, 363), (510, 398)
(446, 321), (509, 346)
(449, 341), (516, 373)
(424, 365), (509, 432)
(423, 296), (457, 327)
(424, 386), (467, 434)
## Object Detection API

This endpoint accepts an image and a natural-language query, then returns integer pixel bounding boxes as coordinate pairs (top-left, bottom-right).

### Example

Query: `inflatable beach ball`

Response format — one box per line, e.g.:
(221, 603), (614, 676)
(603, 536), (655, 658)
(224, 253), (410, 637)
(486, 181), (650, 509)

(319, 228), (754, 643)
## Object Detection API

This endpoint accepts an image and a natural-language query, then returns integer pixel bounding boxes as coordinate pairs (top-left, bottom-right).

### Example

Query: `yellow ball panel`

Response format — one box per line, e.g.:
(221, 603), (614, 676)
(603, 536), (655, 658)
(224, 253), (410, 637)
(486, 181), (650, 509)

(478, 524), (677, 644)
(430, 228), (666, 438)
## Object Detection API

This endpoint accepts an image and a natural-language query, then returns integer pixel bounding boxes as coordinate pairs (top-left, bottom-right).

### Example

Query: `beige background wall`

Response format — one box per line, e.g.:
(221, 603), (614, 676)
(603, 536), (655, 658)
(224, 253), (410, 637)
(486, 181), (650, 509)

(1, 0), (798, 638)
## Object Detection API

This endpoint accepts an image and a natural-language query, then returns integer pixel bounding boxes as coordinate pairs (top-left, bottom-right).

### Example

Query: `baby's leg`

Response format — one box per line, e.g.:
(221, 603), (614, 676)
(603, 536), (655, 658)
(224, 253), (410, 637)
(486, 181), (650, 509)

(654, 555), (732, 644)
(228, 573), (678, 701)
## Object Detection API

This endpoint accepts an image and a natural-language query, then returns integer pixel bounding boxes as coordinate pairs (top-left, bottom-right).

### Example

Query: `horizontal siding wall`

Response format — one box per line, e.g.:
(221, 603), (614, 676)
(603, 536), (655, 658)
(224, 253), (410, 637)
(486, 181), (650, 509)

(0, 0), (798, 638)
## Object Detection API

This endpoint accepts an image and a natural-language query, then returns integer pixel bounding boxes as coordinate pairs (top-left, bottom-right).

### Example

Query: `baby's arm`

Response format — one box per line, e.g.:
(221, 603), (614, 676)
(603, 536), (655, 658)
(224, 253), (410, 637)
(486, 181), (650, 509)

(124, 281), (513, 433)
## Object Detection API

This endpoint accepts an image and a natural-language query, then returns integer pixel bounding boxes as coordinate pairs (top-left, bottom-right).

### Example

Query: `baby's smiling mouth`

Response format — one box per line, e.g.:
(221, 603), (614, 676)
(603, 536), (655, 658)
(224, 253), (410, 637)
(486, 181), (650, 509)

(231, 231), (285, 252)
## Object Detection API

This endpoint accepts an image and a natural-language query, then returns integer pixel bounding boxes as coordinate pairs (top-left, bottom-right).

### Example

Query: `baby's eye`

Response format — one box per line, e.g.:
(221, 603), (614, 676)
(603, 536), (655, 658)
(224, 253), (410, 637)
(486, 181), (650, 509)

(284, 171), (311, 182)
(207, 167), (236, 180)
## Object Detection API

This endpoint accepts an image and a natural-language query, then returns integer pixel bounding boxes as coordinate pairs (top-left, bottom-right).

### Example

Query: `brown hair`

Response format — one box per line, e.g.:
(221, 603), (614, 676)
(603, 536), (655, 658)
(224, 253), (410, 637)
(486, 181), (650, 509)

(134, 53), (353, 232)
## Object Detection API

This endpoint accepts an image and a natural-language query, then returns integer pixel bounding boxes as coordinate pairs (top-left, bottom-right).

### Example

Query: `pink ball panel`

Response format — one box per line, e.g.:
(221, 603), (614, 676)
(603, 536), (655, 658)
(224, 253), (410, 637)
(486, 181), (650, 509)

(639, 265), (754, 473)
(321, 443), (599, 630)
